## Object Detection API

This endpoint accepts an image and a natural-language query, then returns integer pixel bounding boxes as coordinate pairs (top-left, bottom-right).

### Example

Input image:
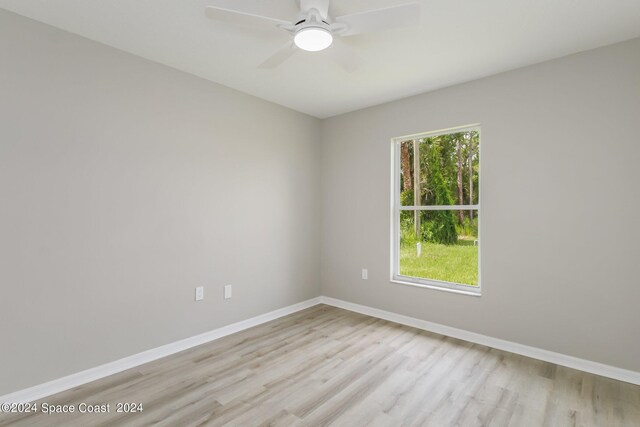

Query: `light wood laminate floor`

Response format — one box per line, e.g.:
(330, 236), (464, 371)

(1, 304), (639, 426)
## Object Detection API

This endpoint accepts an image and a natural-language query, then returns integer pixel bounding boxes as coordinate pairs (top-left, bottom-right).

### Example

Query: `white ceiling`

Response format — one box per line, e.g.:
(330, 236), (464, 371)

(1, 0), (639, 118)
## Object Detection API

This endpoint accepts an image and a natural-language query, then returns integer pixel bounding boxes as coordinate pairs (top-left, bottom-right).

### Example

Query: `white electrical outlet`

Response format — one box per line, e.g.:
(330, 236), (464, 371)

(362, 269), (368, 280)
(195, 286), (204, 301)
(224, 285), (232, 300)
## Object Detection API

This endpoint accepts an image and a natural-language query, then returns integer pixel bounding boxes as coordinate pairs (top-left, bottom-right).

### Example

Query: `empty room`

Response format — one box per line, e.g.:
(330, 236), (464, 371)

(1, 0), (639, 426)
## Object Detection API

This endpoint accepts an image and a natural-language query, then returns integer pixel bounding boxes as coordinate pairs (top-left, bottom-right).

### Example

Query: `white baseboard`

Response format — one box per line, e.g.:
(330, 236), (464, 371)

(0, 297), (323, 404)
(319, 296), (640, 386)
(3, 294), (638, 404)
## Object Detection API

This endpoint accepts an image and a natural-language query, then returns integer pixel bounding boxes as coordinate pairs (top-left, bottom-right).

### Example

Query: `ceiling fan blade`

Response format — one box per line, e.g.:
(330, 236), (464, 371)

(335, 3), (420, 37)
(205, 5), (290, 29)
(327, 39), (363, 73)
(258, 42), (297, 69)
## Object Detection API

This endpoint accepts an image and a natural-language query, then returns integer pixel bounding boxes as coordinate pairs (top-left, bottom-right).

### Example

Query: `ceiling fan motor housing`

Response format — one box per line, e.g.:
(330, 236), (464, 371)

(294, 9), (331, 32)
(299, 0), (330, 20)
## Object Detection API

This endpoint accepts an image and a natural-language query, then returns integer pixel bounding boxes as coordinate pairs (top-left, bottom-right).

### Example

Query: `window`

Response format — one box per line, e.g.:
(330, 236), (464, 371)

(391, 125), (480, 295)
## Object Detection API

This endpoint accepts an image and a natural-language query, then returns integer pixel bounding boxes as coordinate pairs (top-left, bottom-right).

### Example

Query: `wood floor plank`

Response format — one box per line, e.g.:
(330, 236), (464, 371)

(1, 304), (638, 427)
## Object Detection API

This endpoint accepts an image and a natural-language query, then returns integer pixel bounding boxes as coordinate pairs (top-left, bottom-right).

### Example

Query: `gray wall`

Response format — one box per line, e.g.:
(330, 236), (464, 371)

(0, 10), (321, 395)
(320, 37), (640, 372)
(2, 7), (639, 398)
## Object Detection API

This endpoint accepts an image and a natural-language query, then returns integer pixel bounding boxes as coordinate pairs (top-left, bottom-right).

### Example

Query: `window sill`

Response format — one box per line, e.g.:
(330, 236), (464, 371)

(391, 278), (481, 297)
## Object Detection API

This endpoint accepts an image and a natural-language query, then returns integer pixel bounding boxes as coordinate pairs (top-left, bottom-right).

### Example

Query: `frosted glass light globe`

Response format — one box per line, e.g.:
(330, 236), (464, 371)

(294, 27), (333, 52)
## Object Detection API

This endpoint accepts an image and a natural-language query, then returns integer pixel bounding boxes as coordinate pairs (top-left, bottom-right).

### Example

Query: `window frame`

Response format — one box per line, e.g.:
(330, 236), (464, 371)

(390, 124), (482, 296)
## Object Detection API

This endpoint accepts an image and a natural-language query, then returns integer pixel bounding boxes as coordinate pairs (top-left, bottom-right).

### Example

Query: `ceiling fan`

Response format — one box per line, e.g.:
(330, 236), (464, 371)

(205, 0), (420, 71)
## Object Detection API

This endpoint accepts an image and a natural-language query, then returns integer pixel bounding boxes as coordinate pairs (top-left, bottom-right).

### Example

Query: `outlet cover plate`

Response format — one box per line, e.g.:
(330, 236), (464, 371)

(195, 286), (204, 301)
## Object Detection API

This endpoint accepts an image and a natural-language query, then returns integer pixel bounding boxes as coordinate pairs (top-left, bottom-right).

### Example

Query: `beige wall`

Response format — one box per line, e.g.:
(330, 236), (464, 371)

(320, 37), (640, 372)
(0, 10), (321, 395)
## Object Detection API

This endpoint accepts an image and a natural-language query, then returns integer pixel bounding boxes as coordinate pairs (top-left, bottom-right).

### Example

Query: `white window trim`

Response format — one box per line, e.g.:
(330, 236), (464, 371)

(390, 124), (482, 296)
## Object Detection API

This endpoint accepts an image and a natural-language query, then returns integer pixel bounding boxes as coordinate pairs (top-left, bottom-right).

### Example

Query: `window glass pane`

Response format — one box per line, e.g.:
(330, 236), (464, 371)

(399, 131), (479, 207)
(399, 209), (479, 286)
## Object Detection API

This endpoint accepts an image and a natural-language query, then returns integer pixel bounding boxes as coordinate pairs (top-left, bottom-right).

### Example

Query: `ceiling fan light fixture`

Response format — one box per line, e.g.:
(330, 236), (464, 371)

(294, 27), (333, 52)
